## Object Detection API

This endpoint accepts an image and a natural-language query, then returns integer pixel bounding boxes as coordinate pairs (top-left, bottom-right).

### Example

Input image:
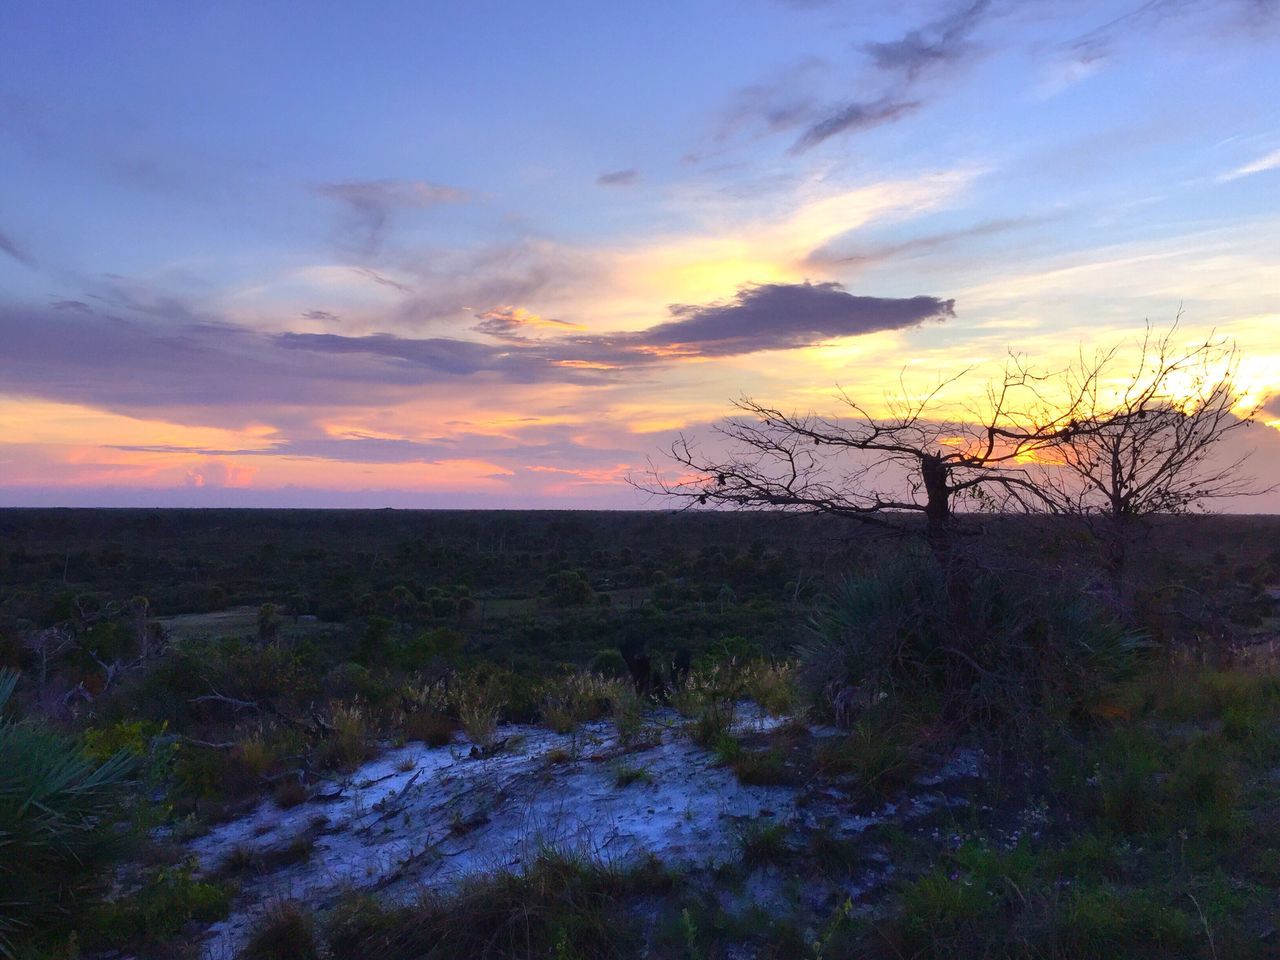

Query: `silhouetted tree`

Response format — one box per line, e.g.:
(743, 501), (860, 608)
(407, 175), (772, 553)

(637, 359), (1094, 556)
(1037, 321), (1271, 592)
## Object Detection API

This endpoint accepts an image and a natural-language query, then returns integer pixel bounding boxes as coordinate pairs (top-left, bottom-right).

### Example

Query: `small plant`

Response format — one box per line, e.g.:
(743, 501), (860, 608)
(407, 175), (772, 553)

(240, 899), (320, 960)
(816, 716), (920, 797)
(457, 677), (504, 751)
(744, 660), (796, 717)
(736, 819), (790, 867)
(546, 747), (574, 765)
(540, 671), (620, 734)
(86, 860), (232, 948)
(613, 762), (652, 787)
(273, 777), (309, 809)
(730, 747), (795, 786)
(322, 701), (371, 770)
(608, 684), (646, 746)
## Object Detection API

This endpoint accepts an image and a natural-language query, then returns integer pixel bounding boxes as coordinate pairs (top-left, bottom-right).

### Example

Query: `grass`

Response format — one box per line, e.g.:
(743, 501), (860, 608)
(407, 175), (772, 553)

(613, 762), (652, 787)
(735, 820), (790, 868)
(815, 715), (921, 797)
(728, 747), (795, 786)
(241, 900), (321, 960)
(324, 850), (673, 959)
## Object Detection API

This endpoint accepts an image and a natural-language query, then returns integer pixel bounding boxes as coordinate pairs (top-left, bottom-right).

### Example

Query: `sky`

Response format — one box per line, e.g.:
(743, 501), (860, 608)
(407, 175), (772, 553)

(1, 0), (1279, 509)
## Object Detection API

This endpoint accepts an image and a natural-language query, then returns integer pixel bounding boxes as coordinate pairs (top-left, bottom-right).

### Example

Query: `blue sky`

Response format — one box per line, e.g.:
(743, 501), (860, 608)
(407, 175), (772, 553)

(1, 0), (1278, 507)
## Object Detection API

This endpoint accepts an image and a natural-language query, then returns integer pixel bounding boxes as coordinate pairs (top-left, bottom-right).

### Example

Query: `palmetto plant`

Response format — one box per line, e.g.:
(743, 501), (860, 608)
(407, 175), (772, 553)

(0, 669), (133, 955)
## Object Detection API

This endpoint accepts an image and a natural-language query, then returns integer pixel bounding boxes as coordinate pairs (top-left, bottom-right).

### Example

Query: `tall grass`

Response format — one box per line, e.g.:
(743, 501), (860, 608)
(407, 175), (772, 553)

(0, 670), (133, 955)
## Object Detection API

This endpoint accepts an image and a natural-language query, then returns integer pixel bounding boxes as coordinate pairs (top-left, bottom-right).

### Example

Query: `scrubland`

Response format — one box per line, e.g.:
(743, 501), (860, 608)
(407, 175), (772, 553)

(1, 509), (1279, 959)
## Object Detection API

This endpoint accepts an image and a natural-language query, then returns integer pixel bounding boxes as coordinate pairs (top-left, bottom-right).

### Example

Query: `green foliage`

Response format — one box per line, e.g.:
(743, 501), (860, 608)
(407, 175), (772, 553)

(815, 711), (920, 797)
(543, 570), (594, 607)
(729, 747), (795, 786)
(85, 860), (232, 948)
(0, 670), (134, 955)
(735, 820), (790, 868)
(804, 554), (1148, 737)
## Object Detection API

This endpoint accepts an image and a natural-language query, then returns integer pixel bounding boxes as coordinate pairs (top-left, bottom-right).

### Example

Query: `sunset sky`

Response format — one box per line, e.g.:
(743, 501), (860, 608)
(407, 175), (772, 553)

(2, 0), (1278, 508)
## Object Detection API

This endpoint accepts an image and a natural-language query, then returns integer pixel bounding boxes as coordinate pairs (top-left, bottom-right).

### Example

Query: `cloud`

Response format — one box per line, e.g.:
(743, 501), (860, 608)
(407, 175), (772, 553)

(0, 279), (954, 433)
(1219, 147), (1280, 182)
(472, 306), (582, 342)
(184, 459), (254, 488)
(863, 0), (990, 81)
(791, 98), (921, 153)
(0, 228), (35, 267)
(807, 215), (1048, 266)
(782, 0), (990, 153)
(315, 178), (468, 254)
(597, 169), (640, 187)
(624, 281), (954, 357)
(302, 309), (341, 323)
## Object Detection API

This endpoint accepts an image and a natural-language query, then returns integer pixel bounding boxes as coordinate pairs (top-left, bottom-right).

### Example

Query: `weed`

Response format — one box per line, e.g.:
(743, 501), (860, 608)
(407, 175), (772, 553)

(458, 680), (504, 751)
(729, 747), (795, 786)
(241, 899), (321, 960)
(736, 820), (790, 868)
(613, 762), (652, 787)
(273, 776), (309, 809)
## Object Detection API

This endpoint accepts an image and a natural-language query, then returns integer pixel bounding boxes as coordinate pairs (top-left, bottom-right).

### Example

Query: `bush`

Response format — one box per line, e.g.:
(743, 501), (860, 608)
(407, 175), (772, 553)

(86, 860), (232, 948)
(0, 670), (134, 953)
(802, 554), (1148, 737)
(241, 900), (320, 960)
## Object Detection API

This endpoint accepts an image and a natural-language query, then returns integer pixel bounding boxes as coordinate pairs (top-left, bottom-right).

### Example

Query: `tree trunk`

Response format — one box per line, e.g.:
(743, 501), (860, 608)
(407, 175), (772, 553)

(920, 452), (953, 560)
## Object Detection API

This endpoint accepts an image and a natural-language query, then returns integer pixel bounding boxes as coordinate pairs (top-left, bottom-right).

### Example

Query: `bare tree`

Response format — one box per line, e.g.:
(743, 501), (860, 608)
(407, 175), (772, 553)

(638, 321), (1268, 572)
(636, 359), (1095, 556)
(1038, 321), (1270, 591)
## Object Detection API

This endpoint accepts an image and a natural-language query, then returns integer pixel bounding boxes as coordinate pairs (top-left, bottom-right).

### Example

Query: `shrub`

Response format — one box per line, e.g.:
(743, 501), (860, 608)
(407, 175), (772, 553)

(241, 900), (320, 960)
(403, 711), (457, 747)
(802, 554), (1148, 738)
(0, 670), (134, 953)
(743, 661), (795, 717)
(321, 701), (371, 770)
(273, 777), (309, 809)
(540, 672), (619, 734)
(729, 747), (795, 787)
(457, 679), (503, 751)
(86, 860), (232, 948)
(735, 820), (790, 867)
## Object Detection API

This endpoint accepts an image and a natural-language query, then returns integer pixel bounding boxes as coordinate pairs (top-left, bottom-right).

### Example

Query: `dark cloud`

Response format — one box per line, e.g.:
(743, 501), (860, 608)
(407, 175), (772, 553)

(864, 0), (990, 81)
(0, 281), (953, 425)
(597, 169), (640, 187)
(790, 98), (921, 153)
(724, 0), (991, 153)
(315, 178), (468, 255)
(274, 330), (606, 384)
(352, 265), (414, 294)
(625, 281), (954, 357)
(0, 228), (35, 267)
(302, 309), (341, 323)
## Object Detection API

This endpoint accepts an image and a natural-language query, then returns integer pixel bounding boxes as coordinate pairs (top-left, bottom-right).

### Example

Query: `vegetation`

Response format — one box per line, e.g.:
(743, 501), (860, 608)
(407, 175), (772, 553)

(0, 669), (133, 956)
(0, 507), (1277, 956)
